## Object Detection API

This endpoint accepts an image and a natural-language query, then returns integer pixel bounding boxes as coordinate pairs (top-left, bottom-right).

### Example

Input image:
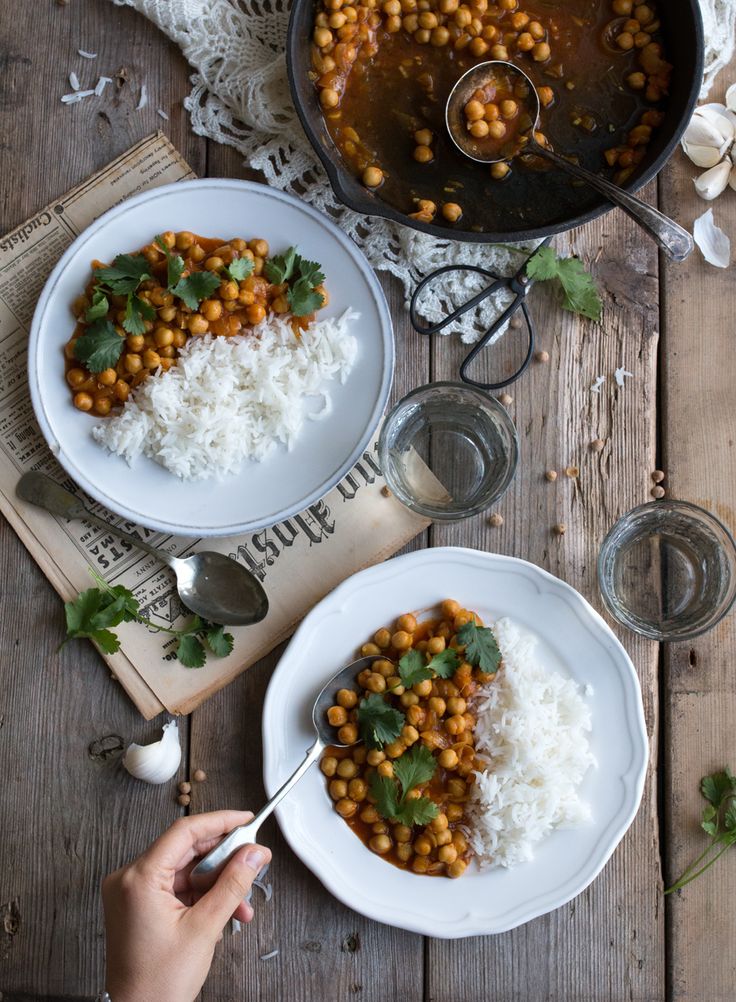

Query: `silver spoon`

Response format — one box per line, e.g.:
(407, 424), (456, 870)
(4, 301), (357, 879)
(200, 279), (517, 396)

(190, 654), (377, 888)
(446, 60), (693, 262)
(16, 471), (268, 627)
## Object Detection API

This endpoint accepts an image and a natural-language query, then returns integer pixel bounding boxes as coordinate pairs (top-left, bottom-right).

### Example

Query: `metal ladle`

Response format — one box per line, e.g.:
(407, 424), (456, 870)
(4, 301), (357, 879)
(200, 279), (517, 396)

(16, 472), (268, 627)
(190, 655), (377, 887)
(445, 60), (693, 262)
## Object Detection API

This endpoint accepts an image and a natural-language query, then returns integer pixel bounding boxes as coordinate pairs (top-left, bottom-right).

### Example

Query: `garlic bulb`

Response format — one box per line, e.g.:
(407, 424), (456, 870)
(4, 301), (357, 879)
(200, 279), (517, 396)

(681, 93), (736, 200)
(123, 720), (181, 784)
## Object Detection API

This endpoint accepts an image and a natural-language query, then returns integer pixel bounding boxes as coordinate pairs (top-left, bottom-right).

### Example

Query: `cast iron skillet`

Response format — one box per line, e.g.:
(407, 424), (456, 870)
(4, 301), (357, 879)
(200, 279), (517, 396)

(287, 0), (704, 244)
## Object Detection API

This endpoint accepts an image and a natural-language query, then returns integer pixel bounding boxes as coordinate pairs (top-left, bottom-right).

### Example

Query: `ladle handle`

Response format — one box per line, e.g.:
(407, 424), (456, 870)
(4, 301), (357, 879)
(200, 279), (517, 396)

(189, 738), (325, 887)
(536, 146), (693, 262)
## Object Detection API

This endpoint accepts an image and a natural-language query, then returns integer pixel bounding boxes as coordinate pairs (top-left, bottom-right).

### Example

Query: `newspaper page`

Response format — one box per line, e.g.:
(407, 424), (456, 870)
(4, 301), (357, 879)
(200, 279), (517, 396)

(0, 133), (429, 719)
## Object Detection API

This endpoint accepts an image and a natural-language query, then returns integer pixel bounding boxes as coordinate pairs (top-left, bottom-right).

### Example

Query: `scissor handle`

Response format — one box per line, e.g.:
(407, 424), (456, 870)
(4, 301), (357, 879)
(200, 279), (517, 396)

(409, 265), (505, 336)
(459, 297), (535, 391)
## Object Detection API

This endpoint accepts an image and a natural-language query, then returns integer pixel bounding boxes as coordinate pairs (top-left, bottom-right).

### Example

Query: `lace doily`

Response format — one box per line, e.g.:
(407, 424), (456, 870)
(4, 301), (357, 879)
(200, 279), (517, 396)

(113, 0), (732, 343)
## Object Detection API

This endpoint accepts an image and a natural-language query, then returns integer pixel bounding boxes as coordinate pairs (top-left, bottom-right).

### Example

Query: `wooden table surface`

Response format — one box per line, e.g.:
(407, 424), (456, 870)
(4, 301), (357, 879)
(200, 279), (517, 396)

(1, 2), (734, 999)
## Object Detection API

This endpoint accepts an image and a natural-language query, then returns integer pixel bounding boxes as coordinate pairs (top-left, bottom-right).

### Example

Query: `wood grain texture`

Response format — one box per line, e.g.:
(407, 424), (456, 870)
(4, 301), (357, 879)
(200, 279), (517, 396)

(659, 62), (736, 1002)
(426, 208), (664, 1001)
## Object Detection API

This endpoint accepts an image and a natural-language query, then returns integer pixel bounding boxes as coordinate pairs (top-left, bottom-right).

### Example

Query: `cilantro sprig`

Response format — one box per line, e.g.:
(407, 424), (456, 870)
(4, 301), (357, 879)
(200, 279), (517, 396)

(397, 646), (460, 688)
(369, 745), (439, 827)
(90, 252), (155, 338)
(264, 246), (326, 317)
(356, 692), (404, 749)
(73, 319), (125, 373)
(171, 271), (221, 310)
(224, 257), (254, 282)
(155, 235), (185, 289)
(526, 246), (602, 322)
(63, 569), (234, 668)
(665, 768), (736, 894)
(457, 620), (501, 675)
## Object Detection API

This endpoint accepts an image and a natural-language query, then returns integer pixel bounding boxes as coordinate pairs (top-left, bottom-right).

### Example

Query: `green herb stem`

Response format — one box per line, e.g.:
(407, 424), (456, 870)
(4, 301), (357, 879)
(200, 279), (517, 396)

(665, 840), (731, 894)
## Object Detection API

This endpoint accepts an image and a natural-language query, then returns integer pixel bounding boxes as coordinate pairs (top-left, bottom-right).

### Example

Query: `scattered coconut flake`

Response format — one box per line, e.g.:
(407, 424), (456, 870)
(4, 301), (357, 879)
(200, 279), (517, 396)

(590, 375), (605, 394)
(61, 89), (96, 104)
(78, 49), (97, 59)
(69, 71), (80, 91)
(94, 76), (112, 97)
(260, 949), (280, 961)
(693, 207), (731, 268)
(614, 366), (633, 387)
(136, 84), (148, 110)
(157, 108), (169, 121)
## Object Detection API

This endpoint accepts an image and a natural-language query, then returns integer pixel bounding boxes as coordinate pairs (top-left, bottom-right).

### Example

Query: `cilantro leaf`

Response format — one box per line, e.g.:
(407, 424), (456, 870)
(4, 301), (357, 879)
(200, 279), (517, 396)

(176, 634), (206, 668)
(356, 692), (404, 749)
(63, 587), (127, 652)
(725, 803), (736, 833)
(294, 255), (325, 287)
(93, 254), (151, 296)
(393, 795), (439, 827)
(428, 648), (459, 679)
(288, 277), (325, 317)
(701, 771), (735, 807)
(85, 289), (110, 322)
(393, 744), (437, 798)
(123, 293), (155, 335)
(398, 649), (432, 688)
(225, 257), (254, 282)
(94, 629), (122, 654)
(204, 624), (234, 658)
(369, 772), (400, 820)
(457, 620), (501, 675)
(264, 247), (297, 284)
(65, 588), (105, 636)
(155, 236), (185, 289)
(171, 271), (221, 310)
(526, 246), (602, 322)
(73, 319), (125, 373)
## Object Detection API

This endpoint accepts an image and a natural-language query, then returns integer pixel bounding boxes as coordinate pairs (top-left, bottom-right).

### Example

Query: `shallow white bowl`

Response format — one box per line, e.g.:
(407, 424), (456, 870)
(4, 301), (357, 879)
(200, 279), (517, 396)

(262, 547), (648, 938)
(28, 179), (393, 536)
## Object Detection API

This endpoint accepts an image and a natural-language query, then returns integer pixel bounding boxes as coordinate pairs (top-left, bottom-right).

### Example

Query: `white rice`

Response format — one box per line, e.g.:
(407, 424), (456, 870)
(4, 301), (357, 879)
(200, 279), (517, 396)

(92, 310), (358, 480)
(467, 617), (595, 868)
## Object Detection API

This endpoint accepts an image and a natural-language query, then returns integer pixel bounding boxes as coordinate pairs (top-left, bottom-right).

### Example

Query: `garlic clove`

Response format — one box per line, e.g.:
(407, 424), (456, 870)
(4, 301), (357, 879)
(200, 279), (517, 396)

(693, 207), (731, 268)
(724, 84), (736, 114)
(694, 159), (732, 200)
(729, 162), (736, 192)
(123, 720), (182, 784)
(682, 142), (724, 168)
(682, 115), (728, 150)
(695, 105), (736, 139)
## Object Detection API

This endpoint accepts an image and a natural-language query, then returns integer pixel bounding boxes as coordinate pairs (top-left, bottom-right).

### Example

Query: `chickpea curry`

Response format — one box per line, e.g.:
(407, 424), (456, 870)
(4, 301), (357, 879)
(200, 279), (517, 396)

(309, 0), (671, 231)
(321, 600), (502, 878)
(65, 232), (329, 417)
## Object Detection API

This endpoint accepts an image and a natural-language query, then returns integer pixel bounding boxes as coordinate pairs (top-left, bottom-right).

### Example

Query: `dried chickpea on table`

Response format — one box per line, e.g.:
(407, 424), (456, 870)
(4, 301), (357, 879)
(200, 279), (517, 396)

(310, 0), (672, 225)
(64, 231), (329, 417)
(321, 600), (502, 878)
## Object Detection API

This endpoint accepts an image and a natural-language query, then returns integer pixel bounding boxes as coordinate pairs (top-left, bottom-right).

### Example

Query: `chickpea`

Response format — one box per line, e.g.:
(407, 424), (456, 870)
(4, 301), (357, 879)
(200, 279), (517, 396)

(320, 87), (340, 109)
(447, 696), (467, 715)
(438, 844), (458, 864)
(373, 658), (395, 678)
(189, 245), (206, 262)
(446, 714), (466, 736)
(532, 41), (551, 60)
(377, 760), (394, 778)
(360, 643), (381, 658)
(329, 779), (348, 800)
(94, 396), (112, 417)
(394, 823), (413, 843)
(612, 0), (632, 11)
(173, 231), (194, 251)
(374, 627), (391, 648)
(413, 679), (432, 698)
(366, 748), (386, 766)
(414, 835), (433, 856)
(484, 102), (500, 121)
(464, 99), (485, 123)
(443, 203), (463, 225)
(528, 19), (545, 38)
(73, 391), (94, 412)
(124, 353), (143, 375)
(329, 10), (347, 26)
(627, 71), (646, 89)
(469, 120), (490, 138)
(66, 367), (86, 388)
(220, 280), (239, 301)
(392, 630), (412, 651)
(431, 25), (450, 45)
(400, 691), (419, 707)
(414, 27), (431, 43)
(314, 26), (334, 47)
(369, 834), (392, 855)
(510, 10), (529, 28)
(362, 165), (384, 188)
(403, 13), (419, 31)
(447, 777), (466, 798)
(406, 704), (426, 727)
(418, 10), (437, 27)
(126, 334), (145, 353)
(188, 314), (209, 335)
(321, 756), (338, 777)
(441, 599), (460, 619)
(468, 37), (489, 57)
(361, 804), (380, 823)
(383, 0), (401, 12)
(490, 43), (508, 60)
(348, 778), (367, 801)
(152, 327), (173, 349)
(427, 636), (446, 655)
(412, 856), (430, 874)
(113, 379), (130, 402)
(386, 740), (405, 759)
(435, 828), (453, 846)
(452, 831), (469, 852)
(142, 349), (161, 370)
(440, 0), (459, 10)
(430, 812), (449, 833)
(517, 30), (534, 50)
(491, 161), (511, 180)
(353, 747), (367, 765)
(414, 128), (433, 146)
(365, 672), (386, 694)
(446, 803), (464, 822)
(336, 688), (358, 709)
(337, 758), (358, 779)
(439, 748), (459, 770)
(396, 842), (413, 862)
(336, 798), (358, 818)
(413, 145), (433, 163)
(428, 696), (447, 717)
(500, 99), (518, 119)
(448, 859), (468, 878)
(337, 723), (358, 744)
(616, 31), (634, 50)
(401, 724), (419, 746)
(246, 304), (267, 325)
(327, 705), (348, 727)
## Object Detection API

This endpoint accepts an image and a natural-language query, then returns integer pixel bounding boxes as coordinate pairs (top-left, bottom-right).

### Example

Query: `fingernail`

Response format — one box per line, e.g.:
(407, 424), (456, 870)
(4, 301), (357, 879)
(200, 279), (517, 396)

(243, 846), (267, 871)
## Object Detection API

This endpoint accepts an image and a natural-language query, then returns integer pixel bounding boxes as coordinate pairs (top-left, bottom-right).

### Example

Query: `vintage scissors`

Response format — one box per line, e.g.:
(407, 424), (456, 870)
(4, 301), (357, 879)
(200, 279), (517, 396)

(409, 235), (553, 390)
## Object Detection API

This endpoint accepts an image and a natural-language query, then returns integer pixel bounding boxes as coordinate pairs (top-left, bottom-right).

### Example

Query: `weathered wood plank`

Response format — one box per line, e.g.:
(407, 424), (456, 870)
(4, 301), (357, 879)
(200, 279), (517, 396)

(0, 0), (205, 996)
(659, 63), (736, 1002)
(426, 206), (664, 1000)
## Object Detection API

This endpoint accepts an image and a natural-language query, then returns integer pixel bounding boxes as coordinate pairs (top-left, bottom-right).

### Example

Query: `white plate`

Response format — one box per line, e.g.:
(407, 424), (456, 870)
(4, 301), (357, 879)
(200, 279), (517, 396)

(262, 547), (648, 938)
(28, 179), (393, 536)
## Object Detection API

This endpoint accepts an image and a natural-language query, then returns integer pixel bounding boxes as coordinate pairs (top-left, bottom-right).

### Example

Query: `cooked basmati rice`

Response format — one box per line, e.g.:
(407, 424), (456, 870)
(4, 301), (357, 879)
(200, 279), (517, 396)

(92, 310), (358, 480)
(467, 617), (595, 868)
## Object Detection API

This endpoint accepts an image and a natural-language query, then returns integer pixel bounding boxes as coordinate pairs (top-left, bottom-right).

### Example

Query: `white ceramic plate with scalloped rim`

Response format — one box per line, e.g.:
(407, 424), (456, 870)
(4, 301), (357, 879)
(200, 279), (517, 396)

(262, 547), (648, 938)
(28, 179), (393, 536)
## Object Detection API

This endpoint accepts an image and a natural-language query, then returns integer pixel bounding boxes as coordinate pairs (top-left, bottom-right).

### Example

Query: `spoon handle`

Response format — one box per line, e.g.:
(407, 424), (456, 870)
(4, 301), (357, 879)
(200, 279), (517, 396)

(536, 146), (693, 262)
(16, 472), (178, 567)
(190, 738), (325, 884)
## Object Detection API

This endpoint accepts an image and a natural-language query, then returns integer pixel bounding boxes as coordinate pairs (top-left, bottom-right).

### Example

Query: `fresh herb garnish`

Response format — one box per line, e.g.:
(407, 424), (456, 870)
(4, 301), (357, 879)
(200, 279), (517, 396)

(264, 247), (325, 317)
(224, 257), (254, 282)
(526, 246), (602, 322)
(457, 620), (501, 675)
(85, 289), (110, 322)
(63, 569), (234, 668)
(73, 318), (125, 373)
(665, 768), (736, 894)
(123, 293), (156, 335)
(155, 235), (185, 289)
(369, 745), (439, 826)
(356, 692), (404, 749)
(93, 254), (152, 296)
(398, 648), (433, 688)
(171, 270), (221, 310)
(428, 647), (460, 679)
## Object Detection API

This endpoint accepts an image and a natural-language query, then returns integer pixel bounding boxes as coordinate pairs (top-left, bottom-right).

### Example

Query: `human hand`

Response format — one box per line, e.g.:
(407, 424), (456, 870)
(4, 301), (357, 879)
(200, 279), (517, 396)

(102, 810), (271, 1002)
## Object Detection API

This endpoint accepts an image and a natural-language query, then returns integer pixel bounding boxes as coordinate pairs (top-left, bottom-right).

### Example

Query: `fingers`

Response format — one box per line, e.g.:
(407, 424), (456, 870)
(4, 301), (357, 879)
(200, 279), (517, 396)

(138, 810), (255, 878)
(190, 843), (271, 934)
